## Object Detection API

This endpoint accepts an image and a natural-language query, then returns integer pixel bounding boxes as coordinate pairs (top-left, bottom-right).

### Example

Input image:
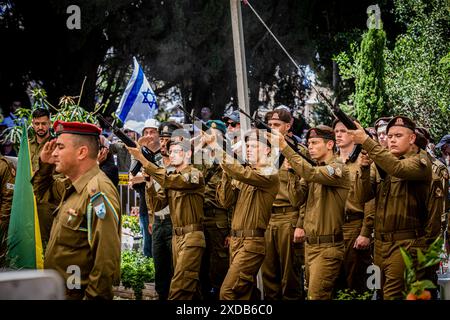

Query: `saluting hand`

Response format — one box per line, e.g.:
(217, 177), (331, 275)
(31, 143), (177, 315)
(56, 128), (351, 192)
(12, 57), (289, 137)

(40, 139), (57, 164)
(347, 121), (369, 145)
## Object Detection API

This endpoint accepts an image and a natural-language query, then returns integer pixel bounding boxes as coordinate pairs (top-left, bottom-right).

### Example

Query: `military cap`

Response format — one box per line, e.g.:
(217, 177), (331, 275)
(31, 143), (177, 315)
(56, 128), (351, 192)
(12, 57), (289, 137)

(374, 117), (392, 132)
(158, 121), (183, 138)
(414, 129), (427, 150)
(416, 127), (433, 143)
(206, 120), (227, 135)
(222, 110), (240, 124)
(436, 134), (450, 149)
(306, 125), (335, 141)
(386, 116), (416, 134)
(53, 120), (101, 136)
(265, 109), (292, 124)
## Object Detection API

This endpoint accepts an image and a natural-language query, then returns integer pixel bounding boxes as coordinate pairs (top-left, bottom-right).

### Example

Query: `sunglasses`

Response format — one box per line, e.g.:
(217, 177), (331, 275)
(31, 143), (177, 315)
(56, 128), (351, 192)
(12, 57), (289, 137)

(227, 121), (238, 128)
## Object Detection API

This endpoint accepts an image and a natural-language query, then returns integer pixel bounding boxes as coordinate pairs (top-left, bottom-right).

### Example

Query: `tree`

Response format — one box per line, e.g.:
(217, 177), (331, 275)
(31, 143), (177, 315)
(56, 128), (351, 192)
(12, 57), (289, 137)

(354, 15), (387, 127)
(384, 0), (450, 140)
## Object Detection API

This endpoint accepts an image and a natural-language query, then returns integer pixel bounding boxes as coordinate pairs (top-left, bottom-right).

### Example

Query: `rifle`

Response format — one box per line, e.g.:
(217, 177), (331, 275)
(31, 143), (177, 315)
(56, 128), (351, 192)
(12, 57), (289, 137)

(238, 108), (316, 167)
(314, 91), (365, 163)
(96, 114), (160, 176)
(177, 105), (248, 166)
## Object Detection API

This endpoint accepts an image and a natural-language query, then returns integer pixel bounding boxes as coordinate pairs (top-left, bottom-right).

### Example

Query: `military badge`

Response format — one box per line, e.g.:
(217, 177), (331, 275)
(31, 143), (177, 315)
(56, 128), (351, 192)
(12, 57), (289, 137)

(94, 202), (107, 219)
(395, 118), (404, 126)
(335, 167), (342, 177)
(211, 122), (217, 128)
(272, 113), (280, 120)
(6, 183), (14, 190)
(420, 158), (427, 166)
(325, 165), (335, 176)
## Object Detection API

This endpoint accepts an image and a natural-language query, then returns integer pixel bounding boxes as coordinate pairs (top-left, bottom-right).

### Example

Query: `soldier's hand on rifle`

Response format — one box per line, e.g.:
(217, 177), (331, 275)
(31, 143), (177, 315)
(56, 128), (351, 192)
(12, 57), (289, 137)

(293, 227), (305, 243)
(354, 235), (371, 250)
(126, 144), (149, 167)
(265, 130), (287, 150)
(347, 121), (369, 145)
(137, 136), (152, 148)
(358, 150), (372, 168)
(40, 139), (57, 164)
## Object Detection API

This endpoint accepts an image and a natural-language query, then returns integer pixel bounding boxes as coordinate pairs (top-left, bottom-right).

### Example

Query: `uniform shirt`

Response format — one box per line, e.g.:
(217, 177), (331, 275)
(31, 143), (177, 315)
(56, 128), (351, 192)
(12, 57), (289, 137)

(0, 156), (15, 237)
(425, 155), (449, 240)
(345, 161), (374, 238)
(216, 163), (279, 231)
(29, 134), (52, 173)
(358, 138), (432, 234)
(144, 162), (205, 228)
(33, 163), (121, 299)
(282, 145), (351, 237)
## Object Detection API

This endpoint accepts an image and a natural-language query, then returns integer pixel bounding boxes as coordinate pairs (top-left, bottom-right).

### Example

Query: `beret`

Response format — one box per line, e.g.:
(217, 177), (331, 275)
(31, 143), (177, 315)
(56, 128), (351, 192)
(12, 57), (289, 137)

(386, 116), (416, 134)
(53, 120), (101, 136)
(306, 125), (335, 141)
(206, 120), (227, 135)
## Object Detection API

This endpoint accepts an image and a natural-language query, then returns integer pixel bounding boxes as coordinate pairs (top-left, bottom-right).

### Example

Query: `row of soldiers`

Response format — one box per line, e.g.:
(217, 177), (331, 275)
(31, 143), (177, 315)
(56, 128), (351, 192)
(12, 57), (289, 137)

(0, 107), (449, 300)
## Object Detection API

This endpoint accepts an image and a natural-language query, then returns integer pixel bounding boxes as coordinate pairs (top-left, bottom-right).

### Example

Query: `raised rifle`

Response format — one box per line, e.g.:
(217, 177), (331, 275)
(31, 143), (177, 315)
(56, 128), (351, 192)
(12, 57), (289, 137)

(96, 114), (160, 176)
(177, 105), (248, 166)
(238, 108), (316, 167)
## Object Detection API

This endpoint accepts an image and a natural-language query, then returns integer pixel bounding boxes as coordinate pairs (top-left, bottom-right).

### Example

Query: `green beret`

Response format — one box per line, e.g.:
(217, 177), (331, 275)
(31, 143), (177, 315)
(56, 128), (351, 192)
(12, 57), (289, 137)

(206, 120), (227, 135)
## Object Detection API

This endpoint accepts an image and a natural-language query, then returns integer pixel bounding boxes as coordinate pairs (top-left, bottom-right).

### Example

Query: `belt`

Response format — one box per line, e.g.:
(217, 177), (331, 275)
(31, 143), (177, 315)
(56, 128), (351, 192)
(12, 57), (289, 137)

(306, 233), (343, 245)
(230, 229), (265, 238)
(344, 212), (364, 222)
(375, 229), (424, 242)
(272, 206), (298, 214)
(172, 224), (203, 236)
(203, 207), (228, 217)
(154, 213), (171, 221)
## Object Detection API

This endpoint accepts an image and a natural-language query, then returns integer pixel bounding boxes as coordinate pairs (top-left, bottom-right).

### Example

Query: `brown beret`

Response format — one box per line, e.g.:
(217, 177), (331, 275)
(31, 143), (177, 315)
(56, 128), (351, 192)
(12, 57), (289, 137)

(374, 117), (392, 131)
(53, 120), (101, 136)
(306, 125), (335, 141)
(386, 116), (416, 134)
(265, 109), (292, 124)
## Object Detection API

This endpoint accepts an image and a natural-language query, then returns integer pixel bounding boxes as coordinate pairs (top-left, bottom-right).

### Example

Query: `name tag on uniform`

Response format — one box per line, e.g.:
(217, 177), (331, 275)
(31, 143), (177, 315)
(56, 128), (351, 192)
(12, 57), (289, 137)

(94, 202), (106, 219)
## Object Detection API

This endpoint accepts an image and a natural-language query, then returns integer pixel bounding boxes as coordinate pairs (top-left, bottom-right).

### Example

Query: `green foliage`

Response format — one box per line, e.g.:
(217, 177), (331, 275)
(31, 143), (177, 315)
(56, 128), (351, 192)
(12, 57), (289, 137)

(354, 26), (387, 127)
(400, 236), (444, 297)
(120, 250), (155, 300)
(121, 215), (141, 235)
(335, 289), (374, 300)
(385, 0), (450, 141)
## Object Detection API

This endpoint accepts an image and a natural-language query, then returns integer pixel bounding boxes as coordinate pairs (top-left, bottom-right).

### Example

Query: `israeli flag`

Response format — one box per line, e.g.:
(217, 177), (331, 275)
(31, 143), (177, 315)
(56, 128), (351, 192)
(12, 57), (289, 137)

(116, 57), (158, 134)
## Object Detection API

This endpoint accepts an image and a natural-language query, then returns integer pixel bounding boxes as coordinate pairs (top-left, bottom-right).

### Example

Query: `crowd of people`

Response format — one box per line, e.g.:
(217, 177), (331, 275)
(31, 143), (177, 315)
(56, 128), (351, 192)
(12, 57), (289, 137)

(0, 101), (449, 301)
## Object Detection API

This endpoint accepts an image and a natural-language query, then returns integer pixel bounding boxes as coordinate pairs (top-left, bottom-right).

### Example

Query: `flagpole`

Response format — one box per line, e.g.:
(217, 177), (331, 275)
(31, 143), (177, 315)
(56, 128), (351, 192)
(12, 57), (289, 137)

(230, 0), (251, 137)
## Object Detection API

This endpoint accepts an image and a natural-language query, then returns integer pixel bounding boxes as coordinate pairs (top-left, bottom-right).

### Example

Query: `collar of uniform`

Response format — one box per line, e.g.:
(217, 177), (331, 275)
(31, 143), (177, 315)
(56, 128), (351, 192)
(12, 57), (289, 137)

(402, 150), (419, 159)
(317, 155), (337, 166)
(72, 165), (101, 193)
(30, 134), (51, 146)
(176, 166), (192, 175)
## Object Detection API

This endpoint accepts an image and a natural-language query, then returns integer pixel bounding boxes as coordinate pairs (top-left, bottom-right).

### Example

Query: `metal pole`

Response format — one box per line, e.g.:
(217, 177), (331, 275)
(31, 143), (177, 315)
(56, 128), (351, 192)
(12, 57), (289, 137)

(230, 0), (251, 138)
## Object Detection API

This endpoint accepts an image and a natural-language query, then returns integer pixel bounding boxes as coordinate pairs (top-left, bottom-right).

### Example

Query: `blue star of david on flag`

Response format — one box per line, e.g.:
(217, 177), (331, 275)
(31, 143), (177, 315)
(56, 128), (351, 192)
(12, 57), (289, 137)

(116, 57), (159, 133)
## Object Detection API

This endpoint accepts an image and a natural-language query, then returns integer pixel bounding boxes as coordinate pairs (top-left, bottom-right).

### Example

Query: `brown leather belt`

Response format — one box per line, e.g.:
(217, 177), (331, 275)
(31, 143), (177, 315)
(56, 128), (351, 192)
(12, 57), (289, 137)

(231, 229), (265, 238)
(345, 212), (364, 222)
(203, 207), (228, 217)
(172, 224), (203, 236)
(375, 229), (424, 242)
(306, 233), (343, 245)
(272, 206), (298, 214)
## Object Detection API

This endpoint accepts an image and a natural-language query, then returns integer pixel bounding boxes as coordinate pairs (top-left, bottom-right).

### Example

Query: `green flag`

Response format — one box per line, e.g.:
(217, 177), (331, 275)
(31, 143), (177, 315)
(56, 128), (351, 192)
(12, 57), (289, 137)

(7, 125), (43, 269)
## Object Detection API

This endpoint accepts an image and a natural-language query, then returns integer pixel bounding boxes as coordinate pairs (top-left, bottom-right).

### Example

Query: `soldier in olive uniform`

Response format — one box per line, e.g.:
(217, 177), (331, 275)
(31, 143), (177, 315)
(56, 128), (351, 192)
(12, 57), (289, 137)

(333, 120), (374, 293)
(0, 155), (15, 266)
(261, 109), (305, 300)
(206, 129), (279, 300)
(129, 136), (206, 300)
(268, 126), (351, 300)
(29, 108), (57, 245)
(33, 121), (121, 299)
(349, 116), (432, 299)
(196, 120), (232, 300)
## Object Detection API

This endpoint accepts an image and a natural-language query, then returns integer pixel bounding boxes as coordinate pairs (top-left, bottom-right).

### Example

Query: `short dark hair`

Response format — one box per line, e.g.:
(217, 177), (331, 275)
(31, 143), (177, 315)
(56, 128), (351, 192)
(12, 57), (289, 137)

(32, 108), (50, 119)
(72, 135), (100, 160)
